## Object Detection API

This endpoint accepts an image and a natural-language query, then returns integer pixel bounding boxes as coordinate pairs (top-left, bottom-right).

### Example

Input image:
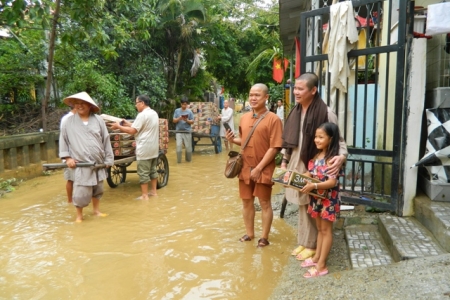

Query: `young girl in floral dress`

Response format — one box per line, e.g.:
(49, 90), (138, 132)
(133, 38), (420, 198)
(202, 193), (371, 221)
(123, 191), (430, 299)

(299, 122), (343, 278)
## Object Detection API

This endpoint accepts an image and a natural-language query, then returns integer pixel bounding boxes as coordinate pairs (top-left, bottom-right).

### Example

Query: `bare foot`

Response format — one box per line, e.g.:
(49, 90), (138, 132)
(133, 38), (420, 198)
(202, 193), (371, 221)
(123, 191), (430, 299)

(135, 196), (149, 200)
(94, 212), (108, 217)
(75, 218), (83, 223)
(148, 192), (158, 197)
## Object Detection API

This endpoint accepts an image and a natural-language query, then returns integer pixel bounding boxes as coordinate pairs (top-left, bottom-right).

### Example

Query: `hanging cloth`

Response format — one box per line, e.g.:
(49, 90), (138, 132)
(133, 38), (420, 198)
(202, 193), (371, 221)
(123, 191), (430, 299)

(327, 1), (358, 93)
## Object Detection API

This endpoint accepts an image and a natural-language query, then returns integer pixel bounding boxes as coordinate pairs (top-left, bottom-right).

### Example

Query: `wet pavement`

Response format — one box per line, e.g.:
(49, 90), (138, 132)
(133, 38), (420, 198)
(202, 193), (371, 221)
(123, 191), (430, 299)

(270, 252), (450, 299)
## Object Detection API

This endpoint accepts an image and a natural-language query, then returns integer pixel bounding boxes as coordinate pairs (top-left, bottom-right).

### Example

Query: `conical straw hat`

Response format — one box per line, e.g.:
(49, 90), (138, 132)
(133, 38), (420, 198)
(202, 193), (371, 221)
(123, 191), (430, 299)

(63, 92), (100, 113)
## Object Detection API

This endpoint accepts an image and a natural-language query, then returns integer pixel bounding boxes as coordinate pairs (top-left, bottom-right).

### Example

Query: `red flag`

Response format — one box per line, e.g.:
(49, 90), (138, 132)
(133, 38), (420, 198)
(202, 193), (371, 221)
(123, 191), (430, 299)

(295, 37), (301, 78)
(273, 58), (289, 83)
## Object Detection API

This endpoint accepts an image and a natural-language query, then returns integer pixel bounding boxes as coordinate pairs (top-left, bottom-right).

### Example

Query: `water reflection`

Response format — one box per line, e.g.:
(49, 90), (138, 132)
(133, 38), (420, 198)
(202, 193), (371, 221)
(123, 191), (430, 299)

(0, 130), (296, 299)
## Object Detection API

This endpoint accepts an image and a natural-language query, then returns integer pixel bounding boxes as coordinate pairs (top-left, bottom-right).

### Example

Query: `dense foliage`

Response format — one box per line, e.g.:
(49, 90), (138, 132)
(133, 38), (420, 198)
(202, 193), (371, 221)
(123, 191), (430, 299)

(0, 0), (286, 131)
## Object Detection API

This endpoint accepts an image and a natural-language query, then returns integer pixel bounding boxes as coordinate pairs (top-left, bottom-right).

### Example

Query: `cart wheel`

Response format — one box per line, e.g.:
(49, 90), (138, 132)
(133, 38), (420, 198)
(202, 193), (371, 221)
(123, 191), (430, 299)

(107, 165), (127, 188)
(156, 153), (169, 189)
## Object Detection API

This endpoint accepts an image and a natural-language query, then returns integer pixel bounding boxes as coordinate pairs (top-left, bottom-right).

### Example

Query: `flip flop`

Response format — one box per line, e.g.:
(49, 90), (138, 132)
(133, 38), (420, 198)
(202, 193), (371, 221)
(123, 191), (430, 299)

(291, 245), (305, 256)
(303, 267), (328, 278)
(296, 248), (316, 261)
(300, 258), (317, 268)
(239, 235), (252, 242)
(257, 238), (270, 248)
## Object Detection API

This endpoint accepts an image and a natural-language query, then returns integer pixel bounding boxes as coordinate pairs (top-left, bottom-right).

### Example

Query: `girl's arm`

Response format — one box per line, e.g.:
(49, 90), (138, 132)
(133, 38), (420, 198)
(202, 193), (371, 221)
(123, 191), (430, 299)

(301, 178), (337, 194)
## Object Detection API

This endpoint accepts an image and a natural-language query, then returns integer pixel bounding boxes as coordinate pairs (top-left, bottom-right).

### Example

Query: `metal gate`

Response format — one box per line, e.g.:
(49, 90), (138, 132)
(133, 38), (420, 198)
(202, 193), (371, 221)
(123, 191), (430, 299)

(298, 0), (414, 215)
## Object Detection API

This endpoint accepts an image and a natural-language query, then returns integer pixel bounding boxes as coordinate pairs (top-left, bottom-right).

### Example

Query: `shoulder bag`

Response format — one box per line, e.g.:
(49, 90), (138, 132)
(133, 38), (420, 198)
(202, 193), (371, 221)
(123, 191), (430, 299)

(224, 111), (269, 178)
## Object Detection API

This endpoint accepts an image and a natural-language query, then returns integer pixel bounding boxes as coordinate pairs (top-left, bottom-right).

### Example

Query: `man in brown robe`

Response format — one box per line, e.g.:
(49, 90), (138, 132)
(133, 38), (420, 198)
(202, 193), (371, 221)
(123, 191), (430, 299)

(226, 83), (283, 247)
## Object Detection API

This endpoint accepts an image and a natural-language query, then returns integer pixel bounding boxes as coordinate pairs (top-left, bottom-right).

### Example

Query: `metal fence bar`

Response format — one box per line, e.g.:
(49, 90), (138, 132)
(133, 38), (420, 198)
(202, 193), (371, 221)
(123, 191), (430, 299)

(298, 0), (411, 214)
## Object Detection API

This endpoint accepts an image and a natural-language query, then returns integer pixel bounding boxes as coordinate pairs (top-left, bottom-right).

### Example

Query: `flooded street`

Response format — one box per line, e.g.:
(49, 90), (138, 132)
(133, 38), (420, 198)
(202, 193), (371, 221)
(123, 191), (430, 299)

(0, 135), (297, 299)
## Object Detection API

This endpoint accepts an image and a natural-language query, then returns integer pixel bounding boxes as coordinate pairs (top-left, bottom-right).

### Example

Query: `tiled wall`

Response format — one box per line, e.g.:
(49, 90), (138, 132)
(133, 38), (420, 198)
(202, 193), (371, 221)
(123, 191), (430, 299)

(426, 34), (450, 89)
(417, 0), (450, 89)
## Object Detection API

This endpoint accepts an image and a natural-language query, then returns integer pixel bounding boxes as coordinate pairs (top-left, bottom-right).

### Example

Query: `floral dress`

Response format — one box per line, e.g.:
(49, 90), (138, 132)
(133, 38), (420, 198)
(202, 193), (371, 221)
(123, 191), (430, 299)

(306, 157), (341, 221)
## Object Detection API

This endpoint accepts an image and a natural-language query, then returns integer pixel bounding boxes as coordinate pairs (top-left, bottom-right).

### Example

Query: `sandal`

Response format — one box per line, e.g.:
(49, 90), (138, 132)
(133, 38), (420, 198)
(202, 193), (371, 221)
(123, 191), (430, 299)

(257, 238), (270, 248)
(300, 258), (317, 268)
(291, 245), (305, 256)
(296, 248), (316, 261)
(239, 235), (252, 242)
(303, 267), (328, 278)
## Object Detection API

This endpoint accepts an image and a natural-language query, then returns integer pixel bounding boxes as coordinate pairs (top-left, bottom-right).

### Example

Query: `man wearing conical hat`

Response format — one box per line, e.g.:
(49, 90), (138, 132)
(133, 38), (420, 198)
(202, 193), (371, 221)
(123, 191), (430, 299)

(59, 92), (114, 222)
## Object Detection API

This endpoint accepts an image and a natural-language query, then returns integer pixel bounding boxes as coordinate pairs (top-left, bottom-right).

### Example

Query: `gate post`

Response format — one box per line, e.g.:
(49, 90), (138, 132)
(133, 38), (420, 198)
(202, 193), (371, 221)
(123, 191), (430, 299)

(401, 39), (427, 216)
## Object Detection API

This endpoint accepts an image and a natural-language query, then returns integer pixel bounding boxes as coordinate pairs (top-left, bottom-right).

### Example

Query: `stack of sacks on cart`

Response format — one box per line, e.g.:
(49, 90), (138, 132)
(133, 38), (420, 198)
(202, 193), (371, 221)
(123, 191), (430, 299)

(189, 102), (220, 134)
(100, 114), (169, 156)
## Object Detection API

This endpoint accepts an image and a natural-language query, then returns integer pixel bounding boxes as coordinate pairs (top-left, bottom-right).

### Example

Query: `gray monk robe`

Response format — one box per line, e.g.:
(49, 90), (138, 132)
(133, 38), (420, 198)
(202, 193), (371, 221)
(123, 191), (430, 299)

(59, 113), (114, 186)
(283, 107), (347, 248)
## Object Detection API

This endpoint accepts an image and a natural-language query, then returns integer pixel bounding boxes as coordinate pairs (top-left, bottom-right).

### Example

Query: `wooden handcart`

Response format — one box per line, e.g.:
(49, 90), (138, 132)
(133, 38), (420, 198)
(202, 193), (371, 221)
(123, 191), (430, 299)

(192, 124), (222, 154)
(171, 125), (222, 154)
(107, 150), (169, 188)
(42, 151), (169, 189)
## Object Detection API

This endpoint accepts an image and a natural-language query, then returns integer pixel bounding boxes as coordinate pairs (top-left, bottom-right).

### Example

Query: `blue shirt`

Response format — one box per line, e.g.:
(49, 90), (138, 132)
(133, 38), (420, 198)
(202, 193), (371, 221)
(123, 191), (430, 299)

(173, 108), (194, 131)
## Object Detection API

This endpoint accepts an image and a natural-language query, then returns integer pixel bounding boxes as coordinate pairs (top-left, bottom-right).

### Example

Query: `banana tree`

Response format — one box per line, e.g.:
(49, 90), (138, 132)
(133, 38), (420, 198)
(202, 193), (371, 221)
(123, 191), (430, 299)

(153, 0), (206, 98)
(246, 44), (288, 83)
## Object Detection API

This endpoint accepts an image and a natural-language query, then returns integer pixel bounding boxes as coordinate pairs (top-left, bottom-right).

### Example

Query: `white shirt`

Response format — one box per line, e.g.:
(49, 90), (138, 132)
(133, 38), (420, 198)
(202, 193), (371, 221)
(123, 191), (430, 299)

(132, 107), (159, 160)
(276, 106), (284, 120)
(219, 107), (235, 137)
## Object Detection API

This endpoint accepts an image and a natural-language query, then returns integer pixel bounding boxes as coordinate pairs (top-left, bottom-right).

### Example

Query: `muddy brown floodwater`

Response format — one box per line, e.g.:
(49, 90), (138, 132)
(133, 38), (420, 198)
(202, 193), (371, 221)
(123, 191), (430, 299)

(0, 136), (297, 299)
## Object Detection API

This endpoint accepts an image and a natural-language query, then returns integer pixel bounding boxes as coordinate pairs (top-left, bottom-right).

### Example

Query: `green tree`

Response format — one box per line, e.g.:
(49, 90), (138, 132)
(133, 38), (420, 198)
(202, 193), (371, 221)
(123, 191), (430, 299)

(0, 28), (46, 100)
(202, 0), (281, 97)
(1, 0), (285, 132)
(0, 0), (50, 28)
(151, 0), (206, 98)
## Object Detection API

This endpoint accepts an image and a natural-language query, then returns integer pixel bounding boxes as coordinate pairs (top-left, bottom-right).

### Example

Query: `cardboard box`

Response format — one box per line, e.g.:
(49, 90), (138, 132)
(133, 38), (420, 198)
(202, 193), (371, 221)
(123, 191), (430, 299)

(197, 116), (212, 122)
(159, 137), (169, 143)
(111, 140), (136, 148)
(113, 147), (135, 156)
(195, 127), (210, 134)
(110, 133), (135, 141)
(159, 130), (169, 137)
(272, 168), (328, 199)
(100, 113), (123, 123)
(198, 120), (212, 127)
